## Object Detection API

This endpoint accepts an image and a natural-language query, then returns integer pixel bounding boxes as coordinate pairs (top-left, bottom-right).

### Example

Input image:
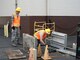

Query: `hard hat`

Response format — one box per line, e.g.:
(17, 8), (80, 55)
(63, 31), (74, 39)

(16, 7), (21, 12)
(45, 28), (51, 34)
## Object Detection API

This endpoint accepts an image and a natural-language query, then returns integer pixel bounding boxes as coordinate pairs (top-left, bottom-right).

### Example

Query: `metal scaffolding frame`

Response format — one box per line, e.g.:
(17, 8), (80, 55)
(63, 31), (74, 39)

(34, 21), (55, 33)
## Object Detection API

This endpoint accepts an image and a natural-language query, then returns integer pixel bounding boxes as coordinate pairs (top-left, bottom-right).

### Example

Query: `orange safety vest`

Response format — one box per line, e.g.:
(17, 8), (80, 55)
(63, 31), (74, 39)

(13, 15), (20, 27)
(34, 30), (47, 40)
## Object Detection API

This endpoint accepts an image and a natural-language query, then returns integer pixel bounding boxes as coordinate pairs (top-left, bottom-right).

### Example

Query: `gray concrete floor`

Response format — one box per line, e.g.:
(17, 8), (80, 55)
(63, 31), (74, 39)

(0, 28), (80, 60)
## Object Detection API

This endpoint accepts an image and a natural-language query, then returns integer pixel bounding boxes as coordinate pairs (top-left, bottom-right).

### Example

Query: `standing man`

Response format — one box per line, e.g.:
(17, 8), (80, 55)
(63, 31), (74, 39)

(34, 28), (51, 47)
(11, 7), (21, 47)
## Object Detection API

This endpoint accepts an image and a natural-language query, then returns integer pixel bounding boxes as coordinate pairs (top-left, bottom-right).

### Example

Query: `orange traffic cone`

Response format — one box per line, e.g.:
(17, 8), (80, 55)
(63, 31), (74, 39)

(37, 44), (42, 58)
(28, 48), (34, 60)
(28, 48), (37, 60)
(41, 45), (52, 60)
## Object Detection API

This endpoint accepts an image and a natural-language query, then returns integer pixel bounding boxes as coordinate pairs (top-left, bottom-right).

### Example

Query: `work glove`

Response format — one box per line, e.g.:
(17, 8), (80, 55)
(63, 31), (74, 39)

(12, 26), (15, 30)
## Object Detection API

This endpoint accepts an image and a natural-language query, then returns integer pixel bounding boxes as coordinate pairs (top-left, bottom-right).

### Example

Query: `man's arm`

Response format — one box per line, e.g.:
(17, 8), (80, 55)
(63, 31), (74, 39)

(40, 39), (45, 45)
(11, 14), (16, 30)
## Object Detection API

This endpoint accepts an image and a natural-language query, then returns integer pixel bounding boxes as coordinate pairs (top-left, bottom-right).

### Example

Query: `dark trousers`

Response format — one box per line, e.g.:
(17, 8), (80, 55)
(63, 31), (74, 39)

(11, 27), (20, 44)
(37, 39), (40, 47)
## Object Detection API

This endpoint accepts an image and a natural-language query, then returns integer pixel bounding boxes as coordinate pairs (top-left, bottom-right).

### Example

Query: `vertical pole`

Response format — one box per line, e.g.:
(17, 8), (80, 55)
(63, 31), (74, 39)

(46, 0), (47, 17)
(46, 0), (49, 23)
(46, 0), (48, 23)
(15, 0), (18, 9)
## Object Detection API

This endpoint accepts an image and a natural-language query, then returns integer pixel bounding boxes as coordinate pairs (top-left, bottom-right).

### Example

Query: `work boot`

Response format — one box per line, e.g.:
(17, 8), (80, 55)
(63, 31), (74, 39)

(17, 39), (22, 45)
(12, 44), (17, 47)
(17, 42), (22, 45)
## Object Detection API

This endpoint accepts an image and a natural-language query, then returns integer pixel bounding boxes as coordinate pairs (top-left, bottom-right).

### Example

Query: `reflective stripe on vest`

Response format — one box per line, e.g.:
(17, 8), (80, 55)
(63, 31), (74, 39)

(13, 16), (20, 27)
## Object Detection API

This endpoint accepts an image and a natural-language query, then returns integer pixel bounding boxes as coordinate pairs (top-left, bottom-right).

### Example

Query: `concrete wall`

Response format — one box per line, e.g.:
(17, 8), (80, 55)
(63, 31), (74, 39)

(0, 0), (46, 16)
(0, 0), (15, 16)
(0, 0), (80, 16)
(48, 0), (80, 16)
(0, 0), (80, 35)
(18, 0), (46, 16)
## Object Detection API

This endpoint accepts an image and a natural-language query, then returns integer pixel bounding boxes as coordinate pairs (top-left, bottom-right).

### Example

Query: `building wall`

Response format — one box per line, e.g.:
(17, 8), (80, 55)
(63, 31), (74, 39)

(0, 0), (80, 35)
(0, 0), (46, 16)
(48, 0), (80, 16)
(18, 0), (46, 16)
(0, 0), (80, 16)
(0, 0), (15, 16)
(0, 16), (79, 36)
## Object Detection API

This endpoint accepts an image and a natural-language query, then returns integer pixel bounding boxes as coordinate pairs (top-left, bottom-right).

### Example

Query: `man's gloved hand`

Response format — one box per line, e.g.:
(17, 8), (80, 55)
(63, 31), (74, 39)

(44, 43), (48, 46)
(12, 26), (15, 30)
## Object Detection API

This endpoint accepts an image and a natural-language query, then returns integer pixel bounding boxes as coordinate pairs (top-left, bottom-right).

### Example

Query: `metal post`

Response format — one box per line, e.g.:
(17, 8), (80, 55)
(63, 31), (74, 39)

(46, 0), (48, 23)
(46, 0), (49, 23)
(46, 0), (48, 16)
(15, 0), (18, 9)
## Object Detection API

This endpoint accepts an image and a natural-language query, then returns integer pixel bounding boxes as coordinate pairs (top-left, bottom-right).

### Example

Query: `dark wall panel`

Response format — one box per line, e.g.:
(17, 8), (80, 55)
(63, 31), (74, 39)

(23, 16), (46, 35)
(48, 16), (80, 35)
(0, 16), (80, 36)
